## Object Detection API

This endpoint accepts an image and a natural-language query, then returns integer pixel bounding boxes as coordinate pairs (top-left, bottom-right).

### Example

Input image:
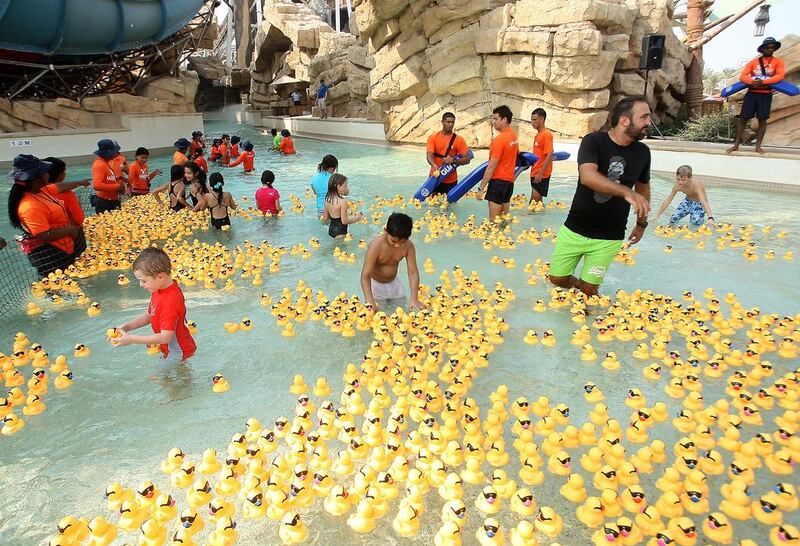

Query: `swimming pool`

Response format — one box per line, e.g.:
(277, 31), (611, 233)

(1, 120), (798, 545)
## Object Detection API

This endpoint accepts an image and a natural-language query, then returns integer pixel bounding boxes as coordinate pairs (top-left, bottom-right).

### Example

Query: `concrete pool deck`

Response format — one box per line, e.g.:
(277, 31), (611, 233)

(251, 113), (800, 194)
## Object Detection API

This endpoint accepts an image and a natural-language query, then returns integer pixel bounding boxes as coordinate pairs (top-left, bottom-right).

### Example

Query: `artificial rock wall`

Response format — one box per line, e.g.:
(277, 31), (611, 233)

(355, 0), (690, 146)
(250, 0), (376, 118)
(0, 74), (199, 133)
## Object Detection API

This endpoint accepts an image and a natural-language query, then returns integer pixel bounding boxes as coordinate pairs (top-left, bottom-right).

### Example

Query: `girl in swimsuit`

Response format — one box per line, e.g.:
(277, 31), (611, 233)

(184, 161), (207, 207)
(150, 165), (189, 211)
(323, 173), (363, 240)
(194, 172), (237, 229)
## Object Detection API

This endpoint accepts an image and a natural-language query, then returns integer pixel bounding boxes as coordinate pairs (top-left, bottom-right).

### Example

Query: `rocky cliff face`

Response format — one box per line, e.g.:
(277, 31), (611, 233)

(250, 0), (377, 117)
(0, 74), (198, 133)
(354, 0), (689, 145)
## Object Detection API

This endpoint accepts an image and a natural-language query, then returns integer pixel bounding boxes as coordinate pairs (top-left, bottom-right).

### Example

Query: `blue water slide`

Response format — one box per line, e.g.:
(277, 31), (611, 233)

(413, 149), (475, 202)
(446, 151), (571, 203)
(0, 0), (204, 55)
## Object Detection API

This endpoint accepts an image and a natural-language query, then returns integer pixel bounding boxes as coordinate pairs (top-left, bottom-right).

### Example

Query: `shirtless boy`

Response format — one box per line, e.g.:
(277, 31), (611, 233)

(360, 212), (424, 310)
(653, 165), (715, 228)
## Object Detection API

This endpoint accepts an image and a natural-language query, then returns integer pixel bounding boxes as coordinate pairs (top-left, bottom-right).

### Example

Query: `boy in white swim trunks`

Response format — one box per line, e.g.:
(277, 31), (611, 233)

(653, 165), (716, 228)
(360, 212), (424, 310)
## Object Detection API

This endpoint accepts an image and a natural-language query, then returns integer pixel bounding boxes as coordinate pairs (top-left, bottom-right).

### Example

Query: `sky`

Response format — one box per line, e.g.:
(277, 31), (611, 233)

(213, 0), (797, 72)
(702, 0), (797, 70)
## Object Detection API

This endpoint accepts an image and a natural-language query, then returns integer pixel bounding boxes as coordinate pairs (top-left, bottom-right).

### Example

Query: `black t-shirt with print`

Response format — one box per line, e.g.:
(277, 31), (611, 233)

(564, 131), (651, 240)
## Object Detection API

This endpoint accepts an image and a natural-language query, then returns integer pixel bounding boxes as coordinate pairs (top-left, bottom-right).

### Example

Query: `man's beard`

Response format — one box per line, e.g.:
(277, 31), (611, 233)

(625, 123), (647, 141)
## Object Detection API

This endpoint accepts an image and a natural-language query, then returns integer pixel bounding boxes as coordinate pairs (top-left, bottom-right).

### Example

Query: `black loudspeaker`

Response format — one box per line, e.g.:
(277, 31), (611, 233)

(640, 34), (665, 70)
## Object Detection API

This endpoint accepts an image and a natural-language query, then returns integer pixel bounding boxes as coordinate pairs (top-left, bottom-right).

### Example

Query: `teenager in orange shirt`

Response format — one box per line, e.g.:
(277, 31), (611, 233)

(219, 134), (231, 165)
(128, 147), (162, 196)
(190, 130), (204, 155)
(477, 105), (519, 222)
(727, 37), (786, 155)
(173, 138), (191, 166)
(426, 112), (472, 195)
(228, 141), (256, 173)
(529, 108), (555, 205)
(279, 129), (296, 155)
(91, 139), (125, 213)
(192, 147), (208, 173)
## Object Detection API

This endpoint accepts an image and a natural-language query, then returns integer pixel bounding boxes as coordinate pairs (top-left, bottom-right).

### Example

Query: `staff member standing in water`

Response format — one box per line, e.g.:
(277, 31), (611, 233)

(426, 112), (472, 195)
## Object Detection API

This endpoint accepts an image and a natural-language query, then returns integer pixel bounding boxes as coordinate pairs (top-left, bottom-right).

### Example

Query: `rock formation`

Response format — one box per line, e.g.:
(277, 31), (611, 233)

(354, 0), (690, 145)
(250, 0), (378, 118)
(0, 74), (198, 133)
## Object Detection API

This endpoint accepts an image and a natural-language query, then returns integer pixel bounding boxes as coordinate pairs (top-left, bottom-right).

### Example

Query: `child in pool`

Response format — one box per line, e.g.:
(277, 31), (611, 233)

(194, 172), (237, 229)
(279, 129), (296, 155)
(323, 173), (363, 239)
(360, 212), (424, 310)
(114, 247), (196, 362)
(654, 165), (715, 228)
(311, 154), (337, 215)
(228, 141), (255, 173)
(255, 169), (282, 215)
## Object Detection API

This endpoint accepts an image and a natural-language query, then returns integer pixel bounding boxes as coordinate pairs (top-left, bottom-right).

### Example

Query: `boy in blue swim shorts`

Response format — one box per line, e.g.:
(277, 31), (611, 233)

(653, 165), (715, 228)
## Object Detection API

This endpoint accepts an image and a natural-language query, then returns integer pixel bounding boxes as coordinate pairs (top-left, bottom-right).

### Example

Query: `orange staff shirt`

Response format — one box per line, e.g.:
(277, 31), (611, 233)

(489, 127), (519, 182)
(17, 185), (75, 254)
(531, 127), (554, 178)
(426, 131), (468, 185)
(740, 55), (786, 94)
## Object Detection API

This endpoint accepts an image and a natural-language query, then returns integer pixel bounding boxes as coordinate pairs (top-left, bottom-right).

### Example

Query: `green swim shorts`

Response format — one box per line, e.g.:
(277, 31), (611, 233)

(549, 225), (623, 285)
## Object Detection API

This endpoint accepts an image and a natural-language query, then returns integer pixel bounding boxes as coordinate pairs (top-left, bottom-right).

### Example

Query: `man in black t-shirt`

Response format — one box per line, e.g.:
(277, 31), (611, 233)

(548, 96), (652, 296)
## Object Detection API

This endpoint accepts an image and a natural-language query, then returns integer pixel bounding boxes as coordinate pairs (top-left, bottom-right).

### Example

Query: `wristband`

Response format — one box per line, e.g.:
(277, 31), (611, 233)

(636, 220), (648, 229)
(707, 216), (714, 221)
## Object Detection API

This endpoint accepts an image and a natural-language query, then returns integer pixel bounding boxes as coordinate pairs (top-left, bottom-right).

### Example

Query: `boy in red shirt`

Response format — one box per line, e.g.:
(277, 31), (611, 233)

(114, 248), (196, 362)
(529, 108), (554, 205)
(478, 105), (519, 222)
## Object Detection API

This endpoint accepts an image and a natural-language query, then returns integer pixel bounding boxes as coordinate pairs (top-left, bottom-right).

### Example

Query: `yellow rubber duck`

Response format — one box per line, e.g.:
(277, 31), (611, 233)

(476, 518), (505, 546)
(769, 524), (798, 545)
(1, 412), (24, 435)
(313, 377), (331, 397)
(160, 448), (185, 475)
(212, 373), (230, 393)
(22, 394), (46, 416)
(73, 343), (90, 358)
(197, 448), (221, 475)
(541, 330), (556, 347)
(510, 487), (536, 517)
(347, 498), (377, 533)
(223, 322), (239, 334)
(434, 520), (462, 546)
(534, 506), (563, 538)
(26, 302), (43, 316)
(117, 274), (130, 286)
(643, 363), (662, 380)
(278, 512), (308, 545)
(583, 382), (604, 403)
(702, 513), (733, 544)
(117, 499), (147, 532)
(138, 518), (167, 546)
(523, 330), (538, 345)
(54, 369), (73, 389)
(171, 460), (196, 489)
(207, 516), (237, 546)
(580, 344), (598, 362)
(239, 317), (253, 331)
(86, 516), (116, 546)
(602, 351), (621, 370)
(87, 302), (101, 316)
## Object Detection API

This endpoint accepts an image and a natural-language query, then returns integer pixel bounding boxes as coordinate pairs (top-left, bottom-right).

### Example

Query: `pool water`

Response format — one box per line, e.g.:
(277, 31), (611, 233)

(0, 120), (798, 546)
